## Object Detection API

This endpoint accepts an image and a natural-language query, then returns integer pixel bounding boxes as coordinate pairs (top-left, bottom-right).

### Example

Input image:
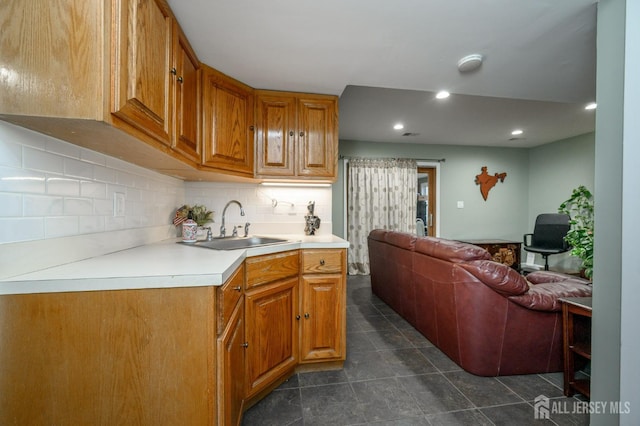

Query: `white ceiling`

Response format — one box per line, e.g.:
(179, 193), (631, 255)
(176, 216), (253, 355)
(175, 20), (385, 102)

(167, 0), (597, 148)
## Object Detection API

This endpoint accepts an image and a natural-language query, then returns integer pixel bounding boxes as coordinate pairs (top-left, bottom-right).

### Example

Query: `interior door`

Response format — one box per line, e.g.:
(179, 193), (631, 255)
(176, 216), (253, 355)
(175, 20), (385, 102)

(417, 167), (436, 237)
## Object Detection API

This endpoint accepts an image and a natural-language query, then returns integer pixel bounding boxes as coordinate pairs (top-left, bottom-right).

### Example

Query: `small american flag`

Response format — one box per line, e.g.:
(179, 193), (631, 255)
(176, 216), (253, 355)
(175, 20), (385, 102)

(173, 211), (187, 226)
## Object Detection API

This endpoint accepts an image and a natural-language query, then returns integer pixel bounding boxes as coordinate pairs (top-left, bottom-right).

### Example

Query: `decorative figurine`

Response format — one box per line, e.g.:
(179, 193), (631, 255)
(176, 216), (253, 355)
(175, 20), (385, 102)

(304, 201), (321, 235)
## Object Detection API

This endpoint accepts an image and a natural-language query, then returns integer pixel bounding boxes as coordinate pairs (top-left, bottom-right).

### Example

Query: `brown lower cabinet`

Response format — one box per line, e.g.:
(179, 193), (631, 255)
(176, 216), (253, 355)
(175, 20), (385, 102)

(0, 248), (346, 425)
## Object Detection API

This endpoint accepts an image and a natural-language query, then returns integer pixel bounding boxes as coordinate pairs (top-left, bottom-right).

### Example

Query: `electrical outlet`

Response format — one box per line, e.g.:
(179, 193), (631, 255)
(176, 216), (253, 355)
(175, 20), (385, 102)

(114, 192), (125, 217)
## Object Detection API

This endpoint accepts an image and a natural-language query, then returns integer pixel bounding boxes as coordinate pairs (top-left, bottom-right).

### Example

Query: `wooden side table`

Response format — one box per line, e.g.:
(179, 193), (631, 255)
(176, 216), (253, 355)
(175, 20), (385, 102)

(560, 297), (592, 399)
(457, 239), (521, 271)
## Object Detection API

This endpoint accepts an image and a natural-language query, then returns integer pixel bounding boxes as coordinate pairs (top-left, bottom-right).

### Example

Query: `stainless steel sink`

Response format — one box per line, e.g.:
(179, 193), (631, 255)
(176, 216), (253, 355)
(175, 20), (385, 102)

(180, 236), (290, 250)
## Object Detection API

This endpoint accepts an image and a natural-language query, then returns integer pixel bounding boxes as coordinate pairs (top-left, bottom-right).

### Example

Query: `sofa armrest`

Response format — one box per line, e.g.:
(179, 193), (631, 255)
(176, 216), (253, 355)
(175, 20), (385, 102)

(508, 281), (592, 311)
(526, 270), (591, 285)
(460, 260), (529, 296)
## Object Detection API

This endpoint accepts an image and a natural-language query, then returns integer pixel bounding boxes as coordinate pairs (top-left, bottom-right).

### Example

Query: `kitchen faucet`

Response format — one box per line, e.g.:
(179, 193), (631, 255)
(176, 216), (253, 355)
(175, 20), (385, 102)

(219, 200), (245, 237)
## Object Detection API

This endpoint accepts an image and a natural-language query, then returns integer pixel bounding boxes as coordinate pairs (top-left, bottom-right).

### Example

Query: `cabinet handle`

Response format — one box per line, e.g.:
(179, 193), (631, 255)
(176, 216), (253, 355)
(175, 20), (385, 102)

(233, 286), (241, 291)
(296, 315), (301, 320)
(289, 131), (294, 137)
(170, 67), (177, 75)
(299, 131), (304, 137)
(241, 342), (249, 348)
(177, 76), (183, 83)
(319, 259), (325, 266)
(304, 312), (310, 319)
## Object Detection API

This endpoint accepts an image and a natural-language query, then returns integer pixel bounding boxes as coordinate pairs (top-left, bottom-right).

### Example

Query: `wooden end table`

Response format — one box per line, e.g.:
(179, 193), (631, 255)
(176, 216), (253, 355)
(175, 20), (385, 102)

(456, 239), (521, 271)
(560, 297), (592, 399)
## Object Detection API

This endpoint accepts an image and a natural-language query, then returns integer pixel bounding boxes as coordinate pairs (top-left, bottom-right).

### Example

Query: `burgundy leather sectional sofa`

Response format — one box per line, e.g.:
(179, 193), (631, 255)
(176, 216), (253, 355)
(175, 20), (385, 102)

(367, 229), (592, 376)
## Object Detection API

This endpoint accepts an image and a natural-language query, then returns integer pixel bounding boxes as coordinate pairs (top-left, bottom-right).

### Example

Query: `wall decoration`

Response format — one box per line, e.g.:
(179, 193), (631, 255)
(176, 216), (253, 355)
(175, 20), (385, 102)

(475, 166), (507, 201)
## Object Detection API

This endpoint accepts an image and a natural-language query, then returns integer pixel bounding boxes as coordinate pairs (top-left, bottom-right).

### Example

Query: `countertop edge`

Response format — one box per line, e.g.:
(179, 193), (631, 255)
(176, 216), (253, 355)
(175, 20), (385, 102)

(0, 235), (348, 295)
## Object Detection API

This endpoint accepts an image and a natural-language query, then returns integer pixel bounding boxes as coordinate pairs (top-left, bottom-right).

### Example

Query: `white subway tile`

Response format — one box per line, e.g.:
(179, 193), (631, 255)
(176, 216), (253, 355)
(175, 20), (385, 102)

(47, 176), (80, 196)
(45, 216), (79, 238)
(93, 198), (112, 215)
(105, 216), (125, 231)
(23, 194), (64, 216)
(64, 198), (93, 215)
(0, 140), (22, 167)
(80, 181), (107, 199)
(0, 217), (44, 243)
(94, 165), (117, 183)
(23, 147), (64, 174)
(0, 192), (23, 216)
(79, 215), (105, 234)
(0, 167), (47, 194)
(64, 157), (94, 179)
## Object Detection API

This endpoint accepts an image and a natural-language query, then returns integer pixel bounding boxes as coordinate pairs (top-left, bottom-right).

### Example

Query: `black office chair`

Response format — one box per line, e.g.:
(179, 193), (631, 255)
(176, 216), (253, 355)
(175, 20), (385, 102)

(523, 213), (571, 271)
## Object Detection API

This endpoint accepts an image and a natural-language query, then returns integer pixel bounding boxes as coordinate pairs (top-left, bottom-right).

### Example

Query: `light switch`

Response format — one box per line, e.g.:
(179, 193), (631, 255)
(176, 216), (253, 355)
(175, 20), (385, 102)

(457, 201), (464, 209)
(114, 192), (125, 217)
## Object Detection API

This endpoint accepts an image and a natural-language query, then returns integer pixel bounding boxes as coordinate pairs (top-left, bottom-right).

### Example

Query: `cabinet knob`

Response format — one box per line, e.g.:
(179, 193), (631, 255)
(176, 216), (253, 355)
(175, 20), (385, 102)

(177, 76), (183, 83)
(233, 286), (241, 291)
(249, 125), (254, 131)
(304, 312), (310, 319)
(289, 131), (294, 137)
(241, 342), (249, 348)
(170, 67), (177, 75)
(299, 131), (304, 137)
(296, 315), (301, 320)
(319, 259), (325, 266)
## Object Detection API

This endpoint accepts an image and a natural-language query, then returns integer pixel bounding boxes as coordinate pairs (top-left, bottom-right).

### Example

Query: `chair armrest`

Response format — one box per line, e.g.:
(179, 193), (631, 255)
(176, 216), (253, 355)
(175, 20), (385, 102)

(523, 233), (533, 247)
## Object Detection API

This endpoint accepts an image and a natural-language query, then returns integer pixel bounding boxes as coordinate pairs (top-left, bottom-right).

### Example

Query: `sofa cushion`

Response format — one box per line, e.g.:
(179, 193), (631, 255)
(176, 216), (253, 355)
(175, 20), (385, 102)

(415, 237), (491, 263)
(460, 260), (529, 296)
(508, 281), (592, 311)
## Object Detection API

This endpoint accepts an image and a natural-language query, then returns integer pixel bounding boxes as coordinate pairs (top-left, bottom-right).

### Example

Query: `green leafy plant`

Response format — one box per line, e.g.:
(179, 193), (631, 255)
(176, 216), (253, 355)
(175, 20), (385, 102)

(558, 186), (594, 279)
(175, 204), (214, 227)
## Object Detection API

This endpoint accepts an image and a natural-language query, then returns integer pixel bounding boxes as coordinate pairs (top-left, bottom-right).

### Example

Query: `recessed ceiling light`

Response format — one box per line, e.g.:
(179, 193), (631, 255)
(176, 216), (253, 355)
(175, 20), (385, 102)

(436, 91), (450, 100)
(457, 54), (484, 73)
(393, 123), (404, 130)
(511, 129), (524, 136)
(585, 102), (597, 110)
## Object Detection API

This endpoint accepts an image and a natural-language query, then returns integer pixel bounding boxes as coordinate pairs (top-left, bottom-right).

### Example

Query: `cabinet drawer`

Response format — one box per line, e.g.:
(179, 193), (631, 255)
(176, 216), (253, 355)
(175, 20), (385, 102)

(302, 249), (344, 274)
(217, 264), (244, 334)
(246, 250), (299, 289)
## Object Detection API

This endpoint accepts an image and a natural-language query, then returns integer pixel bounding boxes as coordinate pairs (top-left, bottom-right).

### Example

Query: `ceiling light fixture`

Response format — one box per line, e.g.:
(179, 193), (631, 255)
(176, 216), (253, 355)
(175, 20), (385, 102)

(511, 129), (524, 136)
(435, 91), (450, 100)
(457, 54), (484, 73)
(393, 123), (404, 130)
(585, 102), (597, 110)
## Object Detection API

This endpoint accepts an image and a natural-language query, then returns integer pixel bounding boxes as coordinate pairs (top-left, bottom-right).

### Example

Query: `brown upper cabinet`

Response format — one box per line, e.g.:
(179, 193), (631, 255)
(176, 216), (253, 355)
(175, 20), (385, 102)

(255, 91), (338, 181)
(0, 0), (338, 182)
(201, 66), (255, 177)
(111, 0), (201, 164)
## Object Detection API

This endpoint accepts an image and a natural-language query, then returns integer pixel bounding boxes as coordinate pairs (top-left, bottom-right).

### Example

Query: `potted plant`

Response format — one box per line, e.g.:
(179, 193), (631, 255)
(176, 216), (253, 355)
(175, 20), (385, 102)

(558, 186), (594, 279)
(174, 204), (214, 227)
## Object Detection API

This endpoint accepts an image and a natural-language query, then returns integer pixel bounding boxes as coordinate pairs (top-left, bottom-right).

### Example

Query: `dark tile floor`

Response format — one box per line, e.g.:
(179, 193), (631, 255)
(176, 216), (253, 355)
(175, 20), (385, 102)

(242, 275), (589, 425)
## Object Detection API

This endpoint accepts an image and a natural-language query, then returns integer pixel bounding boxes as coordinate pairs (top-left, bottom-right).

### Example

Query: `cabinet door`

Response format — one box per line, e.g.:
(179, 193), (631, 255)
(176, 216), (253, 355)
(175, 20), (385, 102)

(202, 66), (254, 175)
(172, 24), (201, 163)
(297, 97), (338, 178)
(255, 93), (296, 176)
(300, 275), (345, 362)
(111, 0), (174, 146)
(218, 298), (245, 426)
(244, 277), (298, 399)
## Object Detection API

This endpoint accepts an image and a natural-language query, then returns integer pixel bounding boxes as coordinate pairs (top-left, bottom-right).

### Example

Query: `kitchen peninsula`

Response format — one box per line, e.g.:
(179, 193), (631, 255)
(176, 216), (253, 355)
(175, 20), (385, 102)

(0, 235), (348, 426)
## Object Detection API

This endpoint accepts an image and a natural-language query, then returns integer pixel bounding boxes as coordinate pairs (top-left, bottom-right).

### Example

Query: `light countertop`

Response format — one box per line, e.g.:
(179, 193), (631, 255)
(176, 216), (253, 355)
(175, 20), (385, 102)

(0, 234), (348, 295)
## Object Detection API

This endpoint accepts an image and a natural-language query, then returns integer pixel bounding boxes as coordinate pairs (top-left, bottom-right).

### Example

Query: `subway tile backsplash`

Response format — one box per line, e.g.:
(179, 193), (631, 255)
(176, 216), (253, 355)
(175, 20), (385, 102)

(0, 121), (335, 278)
(0, 121), (185, 245)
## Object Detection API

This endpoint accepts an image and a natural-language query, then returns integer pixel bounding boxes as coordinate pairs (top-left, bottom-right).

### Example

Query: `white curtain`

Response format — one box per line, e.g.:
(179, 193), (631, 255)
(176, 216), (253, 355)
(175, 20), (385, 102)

(347, 158), (418, 275)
